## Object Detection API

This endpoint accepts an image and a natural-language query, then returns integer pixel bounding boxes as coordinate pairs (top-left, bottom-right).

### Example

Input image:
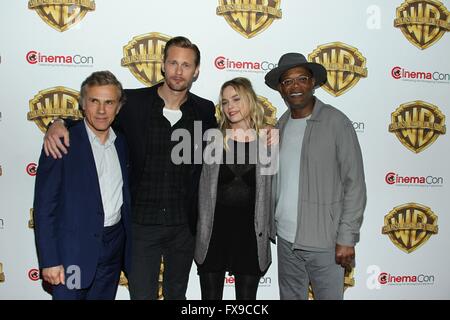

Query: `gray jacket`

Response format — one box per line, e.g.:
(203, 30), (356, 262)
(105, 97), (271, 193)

(195, 137), (275, 272)
(275, 97), (366, 250)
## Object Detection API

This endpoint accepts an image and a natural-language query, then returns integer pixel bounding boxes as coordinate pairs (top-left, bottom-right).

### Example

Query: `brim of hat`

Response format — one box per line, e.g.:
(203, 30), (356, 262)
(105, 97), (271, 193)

(264, 62), (328, 90)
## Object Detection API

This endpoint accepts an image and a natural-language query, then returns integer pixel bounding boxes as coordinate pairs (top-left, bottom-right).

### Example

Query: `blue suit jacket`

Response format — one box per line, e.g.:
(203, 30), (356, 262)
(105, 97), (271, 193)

(33, 122), (132, 289)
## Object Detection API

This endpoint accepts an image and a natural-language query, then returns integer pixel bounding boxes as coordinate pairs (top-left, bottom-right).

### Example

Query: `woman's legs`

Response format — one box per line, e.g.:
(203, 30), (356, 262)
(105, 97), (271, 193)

(235, 274), (260, 300)
(199, 271), (225, 300)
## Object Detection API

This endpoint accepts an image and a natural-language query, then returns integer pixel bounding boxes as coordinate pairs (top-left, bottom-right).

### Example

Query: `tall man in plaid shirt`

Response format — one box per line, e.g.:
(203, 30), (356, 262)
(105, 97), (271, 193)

(44, 36), (217, 300)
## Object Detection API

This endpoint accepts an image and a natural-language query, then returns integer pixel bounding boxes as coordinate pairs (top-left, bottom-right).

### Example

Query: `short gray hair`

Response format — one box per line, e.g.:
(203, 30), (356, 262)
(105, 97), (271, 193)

(79, 70), (125, 107)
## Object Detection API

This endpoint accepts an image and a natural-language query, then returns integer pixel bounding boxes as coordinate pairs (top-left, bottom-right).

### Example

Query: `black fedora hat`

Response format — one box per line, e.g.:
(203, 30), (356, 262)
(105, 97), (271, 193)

(265, 52), (327, 90)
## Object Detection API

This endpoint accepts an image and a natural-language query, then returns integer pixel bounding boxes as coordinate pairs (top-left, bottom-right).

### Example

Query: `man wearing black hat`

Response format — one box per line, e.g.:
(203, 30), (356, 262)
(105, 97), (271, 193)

(265, 53), (366, 300)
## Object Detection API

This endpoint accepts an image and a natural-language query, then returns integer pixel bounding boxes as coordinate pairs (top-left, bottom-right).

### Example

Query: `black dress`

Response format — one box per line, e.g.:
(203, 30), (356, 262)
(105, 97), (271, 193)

(198, 139), (261, 276)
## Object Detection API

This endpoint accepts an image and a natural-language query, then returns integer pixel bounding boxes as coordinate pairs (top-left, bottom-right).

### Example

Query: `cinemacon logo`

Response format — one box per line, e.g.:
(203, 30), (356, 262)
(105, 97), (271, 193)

(214, 56), (277, 72)
(26, 50), (94, 66)
(366, 265), (435, 289)
(378, 272), (434, 286)
(26, 163), (38, 176)
(391, 66), (450, 82)
(385, 172), (443, 186)
(224, 275), (272, 287)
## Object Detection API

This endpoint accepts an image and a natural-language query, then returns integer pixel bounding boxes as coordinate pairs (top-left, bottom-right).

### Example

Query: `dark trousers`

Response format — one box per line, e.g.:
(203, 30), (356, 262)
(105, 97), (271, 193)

(128, 223), (195, 300)
(52, 222), (125, 300)
(199, 272), (260, 300)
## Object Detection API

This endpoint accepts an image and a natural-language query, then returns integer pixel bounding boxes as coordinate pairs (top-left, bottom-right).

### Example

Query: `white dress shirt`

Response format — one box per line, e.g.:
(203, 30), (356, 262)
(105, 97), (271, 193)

(84, 120), (123, 227)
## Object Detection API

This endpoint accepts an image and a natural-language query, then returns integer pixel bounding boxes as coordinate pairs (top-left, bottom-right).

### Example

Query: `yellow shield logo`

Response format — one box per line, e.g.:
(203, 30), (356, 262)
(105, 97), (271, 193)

(0, 263), (5, 283)
(216, 0), (282, 39)
(394, 0), (450, 50)
(389, 100), (446, 153)
(258, 95), (278, 126)
(28, 0), (95, 32)
(308, 42), (368, 97)
(119, 271), (128, 288)
(215, 95), (278, 126)
(28, 209), (35, 229)
(27, 86), (83, 134)
(121, 32), (171, 87)
(382, 203), (438, 253)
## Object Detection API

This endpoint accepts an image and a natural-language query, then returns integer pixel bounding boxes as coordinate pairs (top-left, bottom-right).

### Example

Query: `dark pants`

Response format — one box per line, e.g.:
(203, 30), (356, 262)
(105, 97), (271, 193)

(52, 222), (125, 300)
(199, 272), (260, 300)
(128, 223), (195, 300)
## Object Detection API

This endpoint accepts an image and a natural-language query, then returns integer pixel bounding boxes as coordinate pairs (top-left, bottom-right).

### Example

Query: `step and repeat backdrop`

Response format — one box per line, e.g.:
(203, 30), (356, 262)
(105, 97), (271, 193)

(0, 0), (449, 299)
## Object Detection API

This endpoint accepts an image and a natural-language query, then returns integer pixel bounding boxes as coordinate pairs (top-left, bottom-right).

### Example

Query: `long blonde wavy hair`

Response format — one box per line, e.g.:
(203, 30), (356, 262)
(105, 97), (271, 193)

(218, 77), (265, 148)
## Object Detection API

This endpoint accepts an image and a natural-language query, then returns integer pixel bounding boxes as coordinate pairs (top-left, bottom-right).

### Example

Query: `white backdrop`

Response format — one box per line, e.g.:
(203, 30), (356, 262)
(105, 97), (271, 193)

(0, 0), (449, 300)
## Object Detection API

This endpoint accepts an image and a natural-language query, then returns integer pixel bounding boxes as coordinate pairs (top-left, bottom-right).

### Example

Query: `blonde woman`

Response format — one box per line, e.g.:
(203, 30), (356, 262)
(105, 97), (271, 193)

(195, 77), (275, 300)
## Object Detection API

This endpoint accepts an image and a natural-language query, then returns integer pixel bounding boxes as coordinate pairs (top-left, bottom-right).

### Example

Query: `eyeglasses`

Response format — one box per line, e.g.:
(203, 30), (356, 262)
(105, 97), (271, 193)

(280, 76), (310, 87)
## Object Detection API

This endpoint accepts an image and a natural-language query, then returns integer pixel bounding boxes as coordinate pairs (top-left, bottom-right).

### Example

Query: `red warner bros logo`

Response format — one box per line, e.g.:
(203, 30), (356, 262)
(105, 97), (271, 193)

(28, 0), (96, 32)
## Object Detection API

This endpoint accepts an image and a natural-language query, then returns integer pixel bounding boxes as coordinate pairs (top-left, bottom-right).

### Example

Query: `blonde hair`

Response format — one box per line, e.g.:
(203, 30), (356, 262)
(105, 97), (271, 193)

(218, 77), (264, 147)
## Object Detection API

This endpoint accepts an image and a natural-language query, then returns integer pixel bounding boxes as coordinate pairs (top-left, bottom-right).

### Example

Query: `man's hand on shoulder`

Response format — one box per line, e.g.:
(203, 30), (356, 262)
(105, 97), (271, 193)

(44, 119), (70, 159)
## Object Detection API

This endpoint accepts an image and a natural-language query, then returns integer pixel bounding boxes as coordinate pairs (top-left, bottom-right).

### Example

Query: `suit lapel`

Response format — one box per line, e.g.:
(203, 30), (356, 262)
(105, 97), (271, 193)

(77, 123), (103, 207)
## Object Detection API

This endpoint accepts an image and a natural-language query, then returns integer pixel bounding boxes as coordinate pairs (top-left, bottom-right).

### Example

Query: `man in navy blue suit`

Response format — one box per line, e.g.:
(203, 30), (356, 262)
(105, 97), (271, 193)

(33, 71), (131, 300)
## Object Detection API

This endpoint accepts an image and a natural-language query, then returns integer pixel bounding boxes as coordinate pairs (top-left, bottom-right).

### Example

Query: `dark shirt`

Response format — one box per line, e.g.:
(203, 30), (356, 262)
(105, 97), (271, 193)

(133, 92), (196, 225)
(198, 140), (260, 275)
(114, 83), (217, 229)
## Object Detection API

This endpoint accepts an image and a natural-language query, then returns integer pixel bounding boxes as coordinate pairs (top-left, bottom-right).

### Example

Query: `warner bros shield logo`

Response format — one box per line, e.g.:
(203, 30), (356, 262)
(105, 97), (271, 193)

(0, 263), (5, 283)
(28, 0), (95, 32)
(216, 0), (282, 39)
(27, 86), (83, 134)
(389, 100), (446, 153)
(382, 203), (438, 253)
(394, 0), (450, 50)
(308, 42), (368, 97)
(121, 32), (171, 87)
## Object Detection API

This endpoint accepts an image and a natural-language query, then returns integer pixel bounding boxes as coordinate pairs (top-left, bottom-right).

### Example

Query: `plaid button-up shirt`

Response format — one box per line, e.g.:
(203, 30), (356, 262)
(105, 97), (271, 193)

(132, 93), (198, 226)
